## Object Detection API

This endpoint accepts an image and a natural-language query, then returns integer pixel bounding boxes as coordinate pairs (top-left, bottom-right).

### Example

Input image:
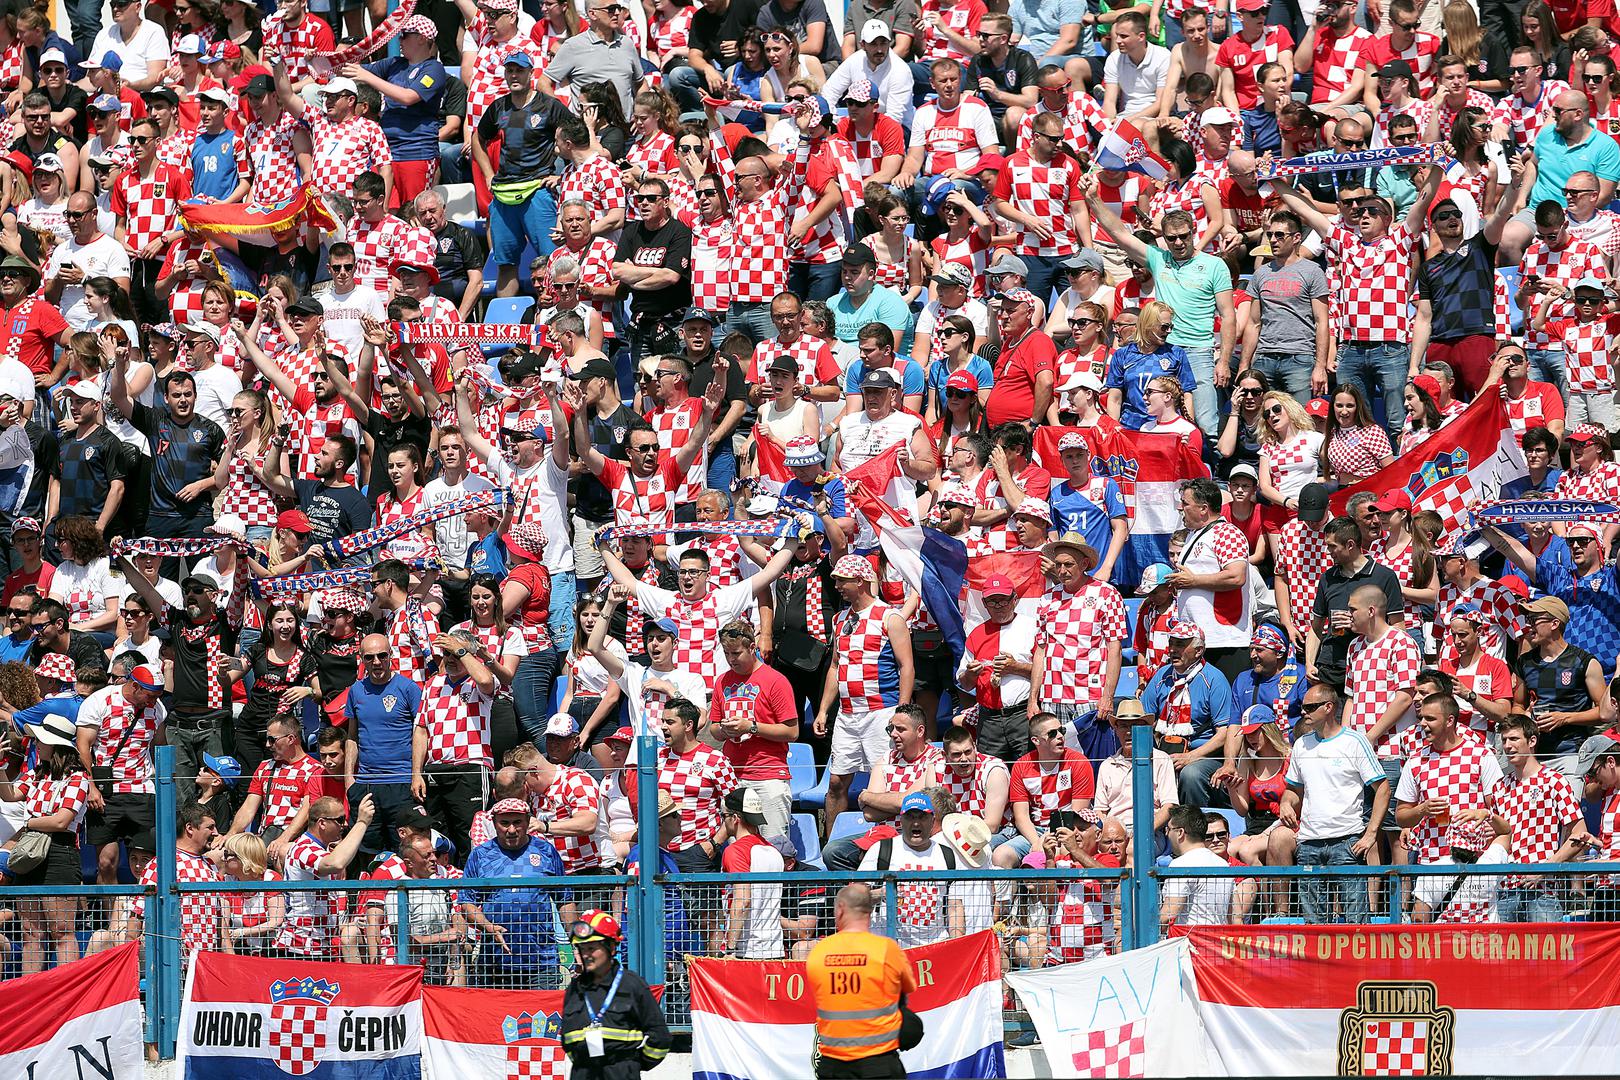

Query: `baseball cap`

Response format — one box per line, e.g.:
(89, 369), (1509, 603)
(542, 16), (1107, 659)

(859, 18), (893, 41)
(83, 51), (125, 72)
(1576, 729), (1620, 776)
(174, 34), (205, 54)
(185, 320), (222, 344)
(544, 713), (578, 738)
(202, 753), (241, 784)
(1297, 482), (1331, 523)
(724, 787), (768, 824)
(32, 153), (64, 176)
(1520, 595), (1571, 624)
(285, 295), (324, 317)
(987, 253), (1029, 277)
(1235, 0), (1268, 11)
(89, 93), (123, 114)
(1571, 274), (1612, 296)
(196, 86), (232, 105)
(401, 13), (439, 37)
(66, 381), (103, 401)
(681, 306), (719, 325)
(503, 51), (534, 68)
(932, 261), (973, 288)
(10, 516), (40, 538)
(38, 48), (67, 67)
(1167, 619), (1204, 641)
(766, 354), (800, 377)
(1062, 249), (1105, 273)
(841, 78), (878, 106)
(995, 287), (1039, 309)
(1229, 462), (1259, 482)
(129, 665), (163, 691)
(1200, 106), (1238, 126)
(1138, 562), (1173, 593)
(944, 368), (979, 392)
(1057, 431), (1091, 453)
(242, 74), (275, 97)
(321, 76), (358, 96)
(569, 357), (617, 383)
(975, 153), (1007, 174)
(276, 508), (312, 534)
(1240, 704), (1276, 733)
(832, 554), (876, 582)
(900, 791), (935, 815)
(648, 616), (680, 636)
(1447, 602), (1488, 625)
(860, 367), (900, 391)
(980, 573), (1017, 598)
(1371, 489), (1412, 513)
(1567, 422), (1610, 446)
(605, 725), (635, 744)
(842, 242), (877, 269)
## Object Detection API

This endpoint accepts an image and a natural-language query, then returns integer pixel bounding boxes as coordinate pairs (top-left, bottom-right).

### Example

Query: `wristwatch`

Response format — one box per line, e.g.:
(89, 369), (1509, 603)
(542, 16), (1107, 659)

(453, 646), (469, 658)
(750, 719), (760, 735)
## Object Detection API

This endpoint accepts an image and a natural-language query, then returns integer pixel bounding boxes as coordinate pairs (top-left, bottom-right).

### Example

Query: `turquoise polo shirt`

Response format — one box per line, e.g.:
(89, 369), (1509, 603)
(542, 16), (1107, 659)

(1529, 125), (1620, 207)
(1142, 245), (1231, 351)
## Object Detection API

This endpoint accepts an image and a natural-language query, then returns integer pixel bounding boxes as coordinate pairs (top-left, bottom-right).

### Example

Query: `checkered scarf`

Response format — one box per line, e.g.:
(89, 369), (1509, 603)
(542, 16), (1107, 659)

(253, 566), (371, 600)
(1256, 143), (1456, 180)
(459, 363), (548, 407)
(322, 489), (509, 561)
(398, 596), (434, 662)
(783, 560), (827, 643)
(110, 535), (252, 627)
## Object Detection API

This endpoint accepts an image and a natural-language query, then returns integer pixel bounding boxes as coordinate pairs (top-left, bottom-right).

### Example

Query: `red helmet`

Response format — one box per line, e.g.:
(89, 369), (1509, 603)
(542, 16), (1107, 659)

(571, 910), (623, 946)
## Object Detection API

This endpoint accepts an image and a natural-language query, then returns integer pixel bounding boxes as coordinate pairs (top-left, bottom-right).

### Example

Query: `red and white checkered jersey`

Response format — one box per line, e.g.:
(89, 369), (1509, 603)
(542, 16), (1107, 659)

(261, 12), (335, 84)
(918, 0), (986, 60)
(277, 833), (341, 955)
(1147, 176), (1211, 234)
(688, 532), (743, 588)
(533, 764), (602, 871)
(306, 112), (392, 198)
(110, 162), (190, 253)
(1325, 220), (1417, 341)
(1345, 627), (1422, 757)
(994, 150), (1084, 258)
(559, 152), (627, 235)
(16, 770), (89, 830)
(1434, 576), (1524, 664)
(1051, 868), (1117, 963)
(77, 686), (166, 795)
(1490, 765), (1581, 879)
(1419, 90), (1496, 146)
(291, 386), (361, 483)
(883, 742), (943, 797)
(1009, 749), (1095, 829)
(1494, 82), (1570, 149)
(1396, 736), (1504, 864)
(1216, 26), (1294, 109)
(1371, 97), (1424, 148)
(1568, 208), (1620, 258)
(1519, 235), (1608, 349)
(650, 581), (753, 686)
(1362, 31), (1442, 96)
(931, 228), (993, 297)
(387, 602), (441, 689)
(658, 742), (738, 849)
(247, 753), (321, 829)
(1035, 579), (1127, 708)
(1439, 651), (1513, 734)
(346, 213), (409, 294)
(729, 140), (810, 304)
(221, 448), (281, 529)
(1545, 313), (1620, 391)
(1599, 792), (1620, 884)
(418, 671), (494, 768)
(598, 455), (683, 529)
(909, 98), (997, 174)
(465, 19), (531, 125)
(240, 108), (307, 208)
(548, 237), (618, 337)
(649, 6), (694, 56)
(838, 114), (907, 182)
(139, 848), (222, 958)
(790, 139), (851, 265)
(747, 333), (840, 385)
(1091, 174), (1143, 245)
(836, 598), (899, 716)
(690, 215), (734, 314)
(1014, 93), (1105, 154)
(1324, 424), (1394, 481)
(1555, 460), (1620, 503)
(647, 397), (707, 507)
(626, 129), (678, 178)
(942, 752), (1010, 827)
(1310, 25), (1373, 104)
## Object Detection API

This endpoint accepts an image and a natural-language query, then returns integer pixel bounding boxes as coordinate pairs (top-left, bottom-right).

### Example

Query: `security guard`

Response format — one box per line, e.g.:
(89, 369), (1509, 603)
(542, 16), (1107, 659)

(560, 910), (671, 1079)
(806, 885), (918, 1078)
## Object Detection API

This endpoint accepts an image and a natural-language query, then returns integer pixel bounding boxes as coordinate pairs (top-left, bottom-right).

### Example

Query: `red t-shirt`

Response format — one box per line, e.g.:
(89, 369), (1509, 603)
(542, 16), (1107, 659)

(1008, 749), (1094, 830)
(712, 662), (797, 782)
(0, 299), (68, 375)
(986, 330), (1058, 427)
(2, 561), (53, 603)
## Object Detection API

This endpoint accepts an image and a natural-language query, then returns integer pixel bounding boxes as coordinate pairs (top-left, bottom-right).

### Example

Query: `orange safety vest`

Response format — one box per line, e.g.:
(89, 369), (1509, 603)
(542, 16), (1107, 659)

(805, 928), (917, 1062)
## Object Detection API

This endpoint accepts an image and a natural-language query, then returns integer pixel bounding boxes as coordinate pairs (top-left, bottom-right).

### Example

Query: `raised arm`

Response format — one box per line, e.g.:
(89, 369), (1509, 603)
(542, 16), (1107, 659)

(1080, 174), (1151, 263)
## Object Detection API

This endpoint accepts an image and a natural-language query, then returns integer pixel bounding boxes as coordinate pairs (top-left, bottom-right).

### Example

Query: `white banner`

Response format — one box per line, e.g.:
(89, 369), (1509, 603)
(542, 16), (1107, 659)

(1006, 937), (1220, 1078)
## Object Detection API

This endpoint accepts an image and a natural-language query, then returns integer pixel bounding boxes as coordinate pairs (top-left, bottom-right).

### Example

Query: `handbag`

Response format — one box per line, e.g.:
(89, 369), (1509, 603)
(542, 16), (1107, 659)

(7, 827), (51, 875)
(92, 714), (143, 797)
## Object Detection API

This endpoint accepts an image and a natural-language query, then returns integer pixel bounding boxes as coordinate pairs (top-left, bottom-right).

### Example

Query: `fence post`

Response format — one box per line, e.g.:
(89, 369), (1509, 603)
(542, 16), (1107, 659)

(882, 877), (898, 939)
(395, 890), (412, 965)
(633, 735), (665, 983)
(1129, 724), (1158, 949)
(154, 744), (180, 1059)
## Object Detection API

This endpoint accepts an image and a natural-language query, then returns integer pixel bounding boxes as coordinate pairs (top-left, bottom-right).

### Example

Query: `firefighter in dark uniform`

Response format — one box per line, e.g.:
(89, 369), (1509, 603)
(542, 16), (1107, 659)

(560, 909), (672, 1079)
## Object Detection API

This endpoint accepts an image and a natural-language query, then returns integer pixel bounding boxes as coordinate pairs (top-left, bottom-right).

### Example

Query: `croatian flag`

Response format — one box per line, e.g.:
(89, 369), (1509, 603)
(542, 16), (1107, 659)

(689, 930), (1004, 1079)
(421, 985), (567, 1080)
(0, 942), (145, 1080)
(1331, 393), (1526, 537)
(1094, 121), (1171, 180)
(962, 549), (1046, 632)
(179, 952), (422, 1078)
(1035, 425), (1209, 590)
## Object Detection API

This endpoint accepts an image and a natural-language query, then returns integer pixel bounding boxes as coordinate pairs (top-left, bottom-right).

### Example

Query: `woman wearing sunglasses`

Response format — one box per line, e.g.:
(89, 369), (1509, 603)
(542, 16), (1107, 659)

(1255, 390), (1323, 512)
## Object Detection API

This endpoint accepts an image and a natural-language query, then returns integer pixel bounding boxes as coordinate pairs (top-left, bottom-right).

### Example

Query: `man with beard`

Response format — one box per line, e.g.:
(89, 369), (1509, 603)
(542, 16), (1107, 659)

(265, 435), (373, 562)
(240, 327), (365, 488)
(108, 360), (224, 539)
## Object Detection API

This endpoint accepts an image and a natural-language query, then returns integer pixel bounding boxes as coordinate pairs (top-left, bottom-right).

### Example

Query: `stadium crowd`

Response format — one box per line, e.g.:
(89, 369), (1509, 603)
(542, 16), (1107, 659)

(1, 0), (1620, 993)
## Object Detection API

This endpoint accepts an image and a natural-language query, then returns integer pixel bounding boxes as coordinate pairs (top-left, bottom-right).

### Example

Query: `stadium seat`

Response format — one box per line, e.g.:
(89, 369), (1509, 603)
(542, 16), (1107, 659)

(827, 811), (869, 844)
(786, 742), (817, 802)
(440, 182), (477, 225)
(1114, 665), (1140, 702)
(482, 296), (535, 356)
(791, 813), (822, 865)
(1213, 808), (1246, 840)
(550, 671), (569, 715)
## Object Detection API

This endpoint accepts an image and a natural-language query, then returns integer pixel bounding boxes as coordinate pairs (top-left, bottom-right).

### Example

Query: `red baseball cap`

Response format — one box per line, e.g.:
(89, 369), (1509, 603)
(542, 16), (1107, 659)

(1371, 490), (1411, 513)
(981, 574), (1017, 598)
(276, 509), (312, 534)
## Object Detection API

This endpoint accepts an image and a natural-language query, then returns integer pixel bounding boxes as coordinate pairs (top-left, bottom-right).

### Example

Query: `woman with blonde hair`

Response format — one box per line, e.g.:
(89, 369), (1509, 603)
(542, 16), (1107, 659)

(1441, 1), (1508, 92)
(624, 90), (683, 190)
(212, 387), (281, 544)
(219, 831), (285, 955)
(1105, 299), (1197, 434)
(1256, 391), (1324, 509)
(1221, 705), (1295, 915)
(1139, 374), (1200, 444)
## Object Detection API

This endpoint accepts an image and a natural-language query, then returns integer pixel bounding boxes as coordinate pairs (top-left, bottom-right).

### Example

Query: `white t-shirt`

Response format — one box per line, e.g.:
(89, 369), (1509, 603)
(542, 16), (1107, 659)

(50, 556), (117, 624)
(1285, 726), (1387, 842)
(1105, 44), (1172, 116)
(613, 660), (709, 762)
(113, 573), (183, 613)
(90, 18), (172, 77)
(48, 233), (132, 329)
(1162, 846), (1235, 925)
(857, 836), (962, 948)
(1411, 845), (1509, 922)
(191, 363), (244, 429)
(916, 298), (989, 342)
(488, 449), (575, 576)
(422, 472), (496, 567)
(315, 285), (387, 366)
(571, 640), (625, 697)
(725, 835), (785, 959)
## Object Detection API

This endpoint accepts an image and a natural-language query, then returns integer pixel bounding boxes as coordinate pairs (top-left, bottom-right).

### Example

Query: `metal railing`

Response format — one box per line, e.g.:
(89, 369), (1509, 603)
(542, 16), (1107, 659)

(7, 732), (1620, 1057)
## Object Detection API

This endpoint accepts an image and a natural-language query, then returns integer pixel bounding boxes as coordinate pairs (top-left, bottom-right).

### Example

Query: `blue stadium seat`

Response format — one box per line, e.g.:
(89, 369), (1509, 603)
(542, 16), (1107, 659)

(1114, 665), (1140, 702)
(796, 768), (869, 811)
(550, 671), (569, 714)
(482, 296), (535, 357)
(828, 811), (869, 844)
(791, 813), (822, 865)
(786, 742), (817, 802)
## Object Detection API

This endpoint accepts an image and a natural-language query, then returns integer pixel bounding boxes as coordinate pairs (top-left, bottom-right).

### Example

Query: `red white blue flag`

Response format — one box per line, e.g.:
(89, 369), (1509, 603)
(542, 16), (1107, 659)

(0, 942), (144, 1079)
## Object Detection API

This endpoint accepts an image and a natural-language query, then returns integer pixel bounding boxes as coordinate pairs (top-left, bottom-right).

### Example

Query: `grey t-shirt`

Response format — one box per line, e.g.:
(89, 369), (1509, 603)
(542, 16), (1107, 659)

(845, 0), (921, 43)
(757, 0), (840, 63)
(1249, 257), (1328, 359)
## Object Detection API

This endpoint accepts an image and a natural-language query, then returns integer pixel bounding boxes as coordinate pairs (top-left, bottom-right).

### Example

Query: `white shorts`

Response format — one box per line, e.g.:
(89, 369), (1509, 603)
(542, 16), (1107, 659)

(828, 707), (896, 776)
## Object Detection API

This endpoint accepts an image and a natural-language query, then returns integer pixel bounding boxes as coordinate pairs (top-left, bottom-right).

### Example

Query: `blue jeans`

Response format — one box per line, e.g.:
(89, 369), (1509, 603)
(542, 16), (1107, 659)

(512, 646), (560, 742)
(1177, 753), (1229, 808)
(490, 186), (558, 266)
(1252, 352), (1316, 401)
(1182, 346), (1222, 437)
(665, 64), (706, 117)
(439, 140), (469, 184)
(789, 260), (843, 302)
(726, 301), (777, 344)
(707, 441), (738, 498)
(1021, 254), (1061, 309)
(547, 570), (576, 654)
(1296, 835), (1368, 923)
(908, 60), (935, 105)
(1526, 348), (1566, 397)
(1497, 885), (1565, 922)
(1337, 340), (1408, 441)
(65, 0), (100, 59)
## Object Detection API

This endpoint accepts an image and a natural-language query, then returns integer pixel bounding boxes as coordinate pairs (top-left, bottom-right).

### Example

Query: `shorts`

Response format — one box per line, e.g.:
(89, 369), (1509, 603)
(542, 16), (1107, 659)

(12, 831), (79, 886)
(389, 158), (439, 209)
(828, 707), (896, 776)
(1371, 758), (1403, 832)
(86, 792), (157, 849)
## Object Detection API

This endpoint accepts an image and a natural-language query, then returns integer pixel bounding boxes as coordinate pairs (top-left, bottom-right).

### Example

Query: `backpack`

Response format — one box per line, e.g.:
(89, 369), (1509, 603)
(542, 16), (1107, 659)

(872, 835), (958, 872)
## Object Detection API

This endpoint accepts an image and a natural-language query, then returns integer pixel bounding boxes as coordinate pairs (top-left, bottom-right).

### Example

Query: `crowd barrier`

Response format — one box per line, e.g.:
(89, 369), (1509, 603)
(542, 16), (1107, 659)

(5, 733), (1620, 1057)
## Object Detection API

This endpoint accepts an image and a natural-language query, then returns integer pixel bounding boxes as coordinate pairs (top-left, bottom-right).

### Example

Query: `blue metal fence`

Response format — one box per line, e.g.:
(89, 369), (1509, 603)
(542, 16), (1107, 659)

(7, 731), (1620, 1056)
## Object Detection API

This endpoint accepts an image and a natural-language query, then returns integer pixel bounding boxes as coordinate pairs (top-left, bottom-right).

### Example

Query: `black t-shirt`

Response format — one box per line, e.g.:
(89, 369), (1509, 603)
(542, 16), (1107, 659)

(431, 220), (487, 281)
(239, 641), (320, 733)
(966, 49), (1039, 116)
(613, 217), (694, 320)
(46, 85), (90, 145)
(1310, 557), (1405, 689)
(129, 403), (224, 524)
(21, 420), (56, 520)
(291, 479), (374, 563)
(476, 90), (573, 181)
(308, 629), (362, 702)
(53, 425), (131, 520)
(168, 608), (236, 720)
(30, 628), (104, 675)
(686, 351), (747, 423)
(690, 0), (764, 62)
(363, 410), (432, 502)
(575, 402), (640, 520)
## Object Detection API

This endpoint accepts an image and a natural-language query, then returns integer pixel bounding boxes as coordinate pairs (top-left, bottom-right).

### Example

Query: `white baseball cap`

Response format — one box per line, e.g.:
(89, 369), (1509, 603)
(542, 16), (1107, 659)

(860, 18), (893, 41)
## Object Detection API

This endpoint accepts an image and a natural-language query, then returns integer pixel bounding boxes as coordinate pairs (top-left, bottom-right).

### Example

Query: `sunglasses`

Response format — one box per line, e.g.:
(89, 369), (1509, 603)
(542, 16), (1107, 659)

(1264, 230), (1294, 240)
(1265, 405), (1286, 417)
(1433, 210), (1462, 222)
(360, 651), (391, 661)
(632, 193), (662, 203)
(1509, 64), (1532, 74)
(1566, 187), (1599, 197)
(946, 388), (974, 399)
(1207, 831), (1229, 840)
(1035, 730), (1064, 741)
